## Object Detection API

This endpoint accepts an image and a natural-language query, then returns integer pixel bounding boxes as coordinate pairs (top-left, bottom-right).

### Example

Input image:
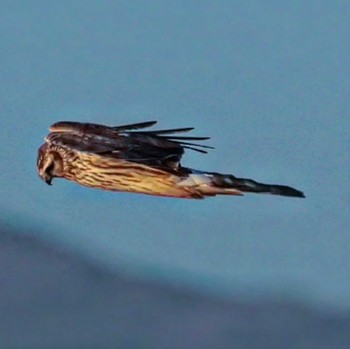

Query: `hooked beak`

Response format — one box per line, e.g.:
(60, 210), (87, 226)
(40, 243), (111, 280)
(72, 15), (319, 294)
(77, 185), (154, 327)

(39, 173), (53, 186)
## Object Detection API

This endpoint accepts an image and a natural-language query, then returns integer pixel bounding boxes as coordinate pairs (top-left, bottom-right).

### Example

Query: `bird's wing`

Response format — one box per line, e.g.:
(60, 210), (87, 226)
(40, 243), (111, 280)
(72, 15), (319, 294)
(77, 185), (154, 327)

(47, 121), (213, 170)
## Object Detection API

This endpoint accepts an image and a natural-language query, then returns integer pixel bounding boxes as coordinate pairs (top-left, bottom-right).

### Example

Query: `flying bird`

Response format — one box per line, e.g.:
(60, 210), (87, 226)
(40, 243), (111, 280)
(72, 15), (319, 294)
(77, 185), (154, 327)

(37, 121), (304, 199)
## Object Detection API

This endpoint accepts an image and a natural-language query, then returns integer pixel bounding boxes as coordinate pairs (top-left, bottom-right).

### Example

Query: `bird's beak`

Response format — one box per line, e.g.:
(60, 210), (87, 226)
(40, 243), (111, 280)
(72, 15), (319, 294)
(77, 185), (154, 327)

(39, 173), (53, 186)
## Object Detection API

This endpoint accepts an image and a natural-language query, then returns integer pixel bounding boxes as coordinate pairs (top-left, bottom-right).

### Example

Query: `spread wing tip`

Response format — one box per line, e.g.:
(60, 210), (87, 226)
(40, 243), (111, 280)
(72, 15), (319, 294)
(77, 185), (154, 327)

(139, 127), (195, 135)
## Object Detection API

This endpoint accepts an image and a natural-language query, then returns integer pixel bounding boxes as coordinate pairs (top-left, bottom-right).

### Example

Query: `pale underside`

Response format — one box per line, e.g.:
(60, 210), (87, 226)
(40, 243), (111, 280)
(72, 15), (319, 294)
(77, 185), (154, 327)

(63, 151), (242, 199)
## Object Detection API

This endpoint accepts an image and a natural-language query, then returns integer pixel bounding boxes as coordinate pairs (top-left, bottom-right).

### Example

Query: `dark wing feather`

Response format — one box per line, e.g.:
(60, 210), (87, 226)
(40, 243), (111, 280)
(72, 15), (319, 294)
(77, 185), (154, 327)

(138, 127), (194, 135)
(137, 127), (213, 153)
(159, 136), (210, 140)
(46, 132), (119, 153)
(169, 140), (214, 150)
(47, 121), (211, 171)
(50, 121), (157, 135)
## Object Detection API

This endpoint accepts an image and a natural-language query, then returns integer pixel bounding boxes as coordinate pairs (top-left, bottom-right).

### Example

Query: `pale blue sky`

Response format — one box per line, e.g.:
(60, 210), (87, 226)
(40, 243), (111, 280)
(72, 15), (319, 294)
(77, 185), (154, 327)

(1, 1), (349, 310)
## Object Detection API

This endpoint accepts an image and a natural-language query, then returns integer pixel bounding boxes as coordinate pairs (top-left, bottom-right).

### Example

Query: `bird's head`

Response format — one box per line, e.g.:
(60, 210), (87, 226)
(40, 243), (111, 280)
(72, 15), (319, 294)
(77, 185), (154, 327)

(37, 144), (64, 185)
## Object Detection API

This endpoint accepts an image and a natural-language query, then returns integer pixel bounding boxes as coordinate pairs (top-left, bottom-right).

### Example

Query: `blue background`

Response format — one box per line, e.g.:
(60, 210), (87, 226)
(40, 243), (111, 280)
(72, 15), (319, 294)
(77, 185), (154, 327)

(1, 0), (349, 311)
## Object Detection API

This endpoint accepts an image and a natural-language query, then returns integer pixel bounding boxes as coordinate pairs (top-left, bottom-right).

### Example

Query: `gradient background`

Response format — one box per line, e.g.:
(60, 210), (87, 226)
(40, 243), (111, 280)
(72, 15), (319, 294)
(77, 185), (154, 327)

(1, 0), (349, 322)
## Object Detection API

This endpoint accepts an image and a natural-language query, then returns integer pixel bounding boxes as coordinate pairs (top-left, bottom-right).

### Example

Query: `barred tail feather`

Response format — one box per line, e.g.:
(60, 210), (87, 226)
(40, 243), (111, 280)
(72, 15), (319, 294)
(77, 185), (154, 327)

(211, 173), (305, 198)
(178, 170), (305, 198)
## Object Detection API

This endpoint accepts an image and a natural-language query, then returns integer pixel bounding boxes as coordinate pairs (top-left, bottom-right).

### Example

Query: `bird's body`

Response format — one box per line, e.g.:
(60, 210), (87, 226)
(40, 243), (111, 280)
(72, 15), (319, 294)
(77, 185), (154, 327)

(37, 121), (304, 199)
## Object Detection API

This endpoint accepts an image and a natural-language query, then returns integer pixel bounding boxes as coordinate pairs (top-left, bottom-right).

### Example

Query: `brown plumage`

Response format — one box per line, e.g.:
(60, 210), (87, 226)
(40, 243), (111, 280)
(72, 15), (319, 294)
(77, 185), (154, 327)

(37, 121), (305, 199)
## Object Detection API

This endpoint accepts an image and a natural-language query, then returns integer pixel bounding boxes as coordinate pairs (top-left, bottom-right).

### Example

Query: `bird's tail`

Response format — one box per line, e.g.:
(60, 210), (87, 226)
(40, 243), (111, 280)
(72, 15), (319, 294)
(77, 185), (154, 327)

(178, 169), (305, 198)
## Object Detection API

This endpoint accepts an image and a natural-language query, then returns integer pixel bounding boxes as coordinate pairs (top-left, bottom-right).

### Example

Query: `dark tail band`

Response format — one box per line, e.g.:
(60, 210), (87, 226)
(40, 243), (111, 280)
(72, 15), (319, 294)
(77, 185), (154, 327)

(211, 173), (305, 198)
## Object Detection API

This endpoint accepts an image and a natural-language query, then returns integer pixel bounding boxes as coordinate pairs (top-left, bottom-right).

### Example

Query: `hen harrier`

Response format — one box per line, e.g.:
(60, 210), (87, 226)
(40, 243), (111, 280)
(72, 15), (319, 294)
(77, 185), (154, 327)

(37, 121), (304, 199)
